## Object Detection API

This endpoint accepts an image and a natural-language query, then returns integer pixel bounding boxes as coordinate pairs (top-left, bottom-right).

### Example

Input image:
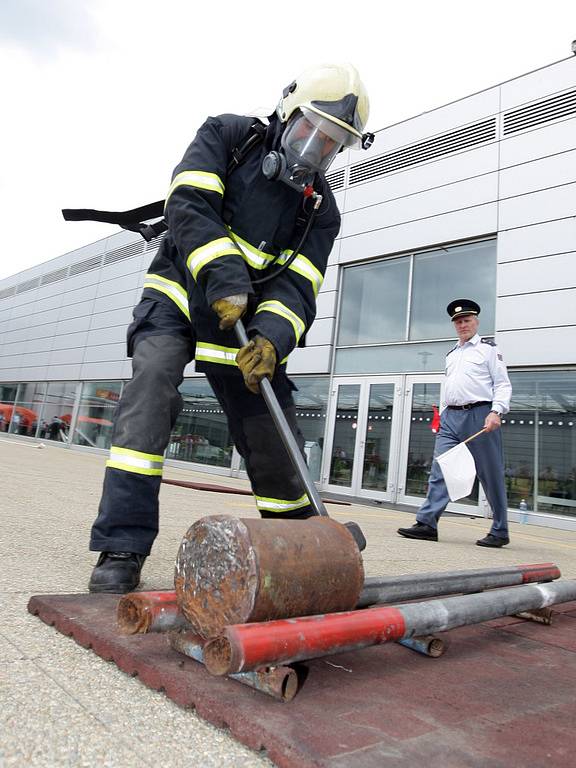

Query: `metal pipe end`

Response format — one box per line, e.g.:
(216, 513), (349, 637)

(117, 595), (151, 635)
(204, 636), (233, 676)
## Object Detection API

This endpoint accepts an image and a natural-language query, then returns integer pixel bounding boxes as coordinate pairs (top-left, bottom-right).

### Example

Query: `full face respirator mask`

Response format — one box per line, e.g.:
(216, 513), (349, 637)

(262, 108), (346, 192)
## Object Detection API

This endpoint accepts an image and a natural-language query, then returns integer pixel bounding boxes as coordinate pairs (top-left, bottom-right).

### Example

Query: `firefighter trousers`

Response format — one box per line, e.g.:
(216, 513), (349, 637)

(90, 313), (314, 555)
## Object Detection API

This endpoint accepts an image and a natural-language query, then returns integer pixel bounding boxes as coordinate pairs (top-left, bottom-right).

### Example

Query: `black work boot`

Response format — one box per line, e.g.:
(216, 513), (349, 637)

(397, 522), (438, 541)
(88, 552), (147, 593)
(476, 533), (510, 548)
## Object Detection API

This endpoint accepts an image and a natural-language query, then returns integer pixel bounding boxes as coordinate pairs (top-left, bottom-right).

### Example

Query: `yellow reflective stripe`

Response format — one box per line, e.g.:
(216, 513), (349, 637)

(254, 493), (310, 512)
(187, 237), (242, 280)
(255, 300), (305, 344)
(165, 170), (225, 206)
(143, 273), (190, 320)
(228, 229), (276, 271)
(106, 446), (164, 476)
(279, 251), (323, 297)
(195, 341), (239, 367)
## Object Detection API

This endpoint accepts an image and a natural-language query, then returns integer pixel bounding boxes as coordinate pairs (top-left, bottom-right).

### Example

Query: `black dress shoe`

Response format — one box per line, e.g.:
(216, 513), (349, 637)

(476, 534), (510, 548)
(88, 552), (147, 593)
(397, 522), (438, 541)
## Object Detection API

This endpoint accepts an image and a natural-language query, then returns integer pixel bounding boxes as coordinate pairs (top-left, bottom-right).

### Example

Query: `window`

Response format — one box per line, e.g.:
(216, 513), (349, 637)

(38, 382), (79, 443)
(9, 382), (46, 437)
(72, 381), (122, 449)
(0, 383), (18, 434)
(503, 371), (576, 517)
(292, 376), (330, 482)
(336, 239), (496, 374)
(167, 379), (233, 468)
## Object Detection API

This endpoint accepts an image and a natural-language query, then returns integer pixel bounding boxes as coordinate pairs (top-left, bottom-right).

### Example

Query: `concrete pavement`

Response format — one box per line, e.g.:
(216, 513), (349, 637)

(2, 438), (576, 766)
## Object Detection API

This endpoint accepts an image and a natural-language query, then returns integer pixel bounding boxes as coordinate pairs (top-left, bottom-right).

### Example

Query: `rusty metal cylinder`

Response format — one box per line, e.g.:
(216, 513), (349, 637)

(174, 515), (364, 638)
(117, 591), (189, 634)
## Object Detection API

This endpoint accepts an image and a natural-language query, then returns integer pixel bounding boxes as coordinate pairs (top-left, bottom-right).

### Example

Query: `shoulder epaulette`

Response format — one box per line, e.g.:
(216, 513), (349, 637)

(481, 337), (496, 346)
(446, 345), (458, 356)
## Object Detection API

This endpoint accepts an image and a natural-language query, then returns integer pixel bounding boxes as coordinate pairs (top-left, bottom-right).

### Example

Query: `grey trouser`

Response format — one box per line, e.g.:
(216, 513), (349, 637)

(90, 317), (313, 555)
(416, 404), (509, 539)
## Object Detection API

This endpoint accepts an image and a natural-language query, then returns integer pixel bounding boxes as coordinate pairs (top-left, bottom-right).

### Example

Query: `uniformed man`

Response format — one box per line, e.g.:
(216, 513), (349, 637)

(398, 299), (512, 547)
(87, 63), (373, 593)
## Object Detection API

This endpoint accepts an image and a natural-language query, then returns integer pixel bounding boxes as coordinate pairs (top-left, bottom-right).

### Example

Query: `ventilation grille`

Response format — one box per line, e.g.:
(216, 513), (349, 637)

(16, 277), (41, 294)
(326, 168), (346, 191)
(349, 118), (497, 186)
(41, 267), (68, 286)
(68, 254), (103, 276)
(104, 240), (144, 265)
(503, 88), (576, 136)
(145, 234), (165, 251)
(0, 286), (16, 300)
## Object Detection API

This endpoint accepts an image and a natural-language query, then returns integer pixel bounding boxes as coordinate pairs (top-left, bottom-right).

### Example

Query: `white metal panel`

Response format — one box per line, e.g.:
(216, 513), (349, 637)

(342, 173), (498, 238)
(498, 326), (576, 366)
(498, 218), (576, 262)
(367, 88), (500, 157)
(287, 345), (331, 374)
(499, 148), (576, 199)
(26, 308), (62, 326)
(20, 336), (54, 354)
(82, 343), (127, 364)
(92, 290), (139, 314)
(85, 326), (127, 347)
(42, 363), (82, 381)
(499, 116), (576, 167)
(500, 58), (576, 111)
(49, 348), (86, 365)
(315, 291), (337, 319)
(80, 361), (126, 380)
(60, 283), (99, 307)
(33, 323), (58, 340)
(499, 182), (576, 230)
(343, 144), (499, 211)
(321, 264), (339, 292)
(88, 306), (133, 330)
(305, 317), (334, 347)
(326, 238), (341, 267)
(498, 288), (576, 330)
(499, 253), (576, 295)
(51, 332), (90, 351)
(16, 366), (52, 380)
(340, 203), (498, 263)
(18, 351), (51, 368)
(96, 273), (143, 299)
(54, 315), (92, 335)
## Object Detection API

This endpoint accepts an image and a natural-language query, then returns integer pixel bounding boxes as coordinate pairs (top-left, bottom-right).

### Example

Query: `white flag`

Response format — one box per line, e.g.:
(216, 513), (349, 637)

(436, 442), (477, 501)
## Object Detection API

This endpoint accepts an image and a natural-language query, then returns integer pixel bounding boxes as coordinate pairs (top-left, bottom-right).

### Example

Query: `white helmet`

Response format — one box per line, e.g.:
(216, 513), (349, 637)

(277, 63), (371, 150)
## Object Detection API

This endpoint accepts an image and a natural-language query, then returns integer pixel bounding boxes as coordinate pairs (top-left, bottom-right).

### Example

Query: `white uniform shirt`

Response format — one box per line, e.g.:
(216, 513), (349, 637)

(442, 334), (512, 414)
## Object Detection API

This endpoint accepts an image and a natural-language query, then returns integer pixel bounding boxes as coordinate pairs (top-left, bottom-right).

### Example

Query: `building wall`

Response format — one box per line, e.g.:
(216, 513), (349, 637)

(1, 56), (576, 383)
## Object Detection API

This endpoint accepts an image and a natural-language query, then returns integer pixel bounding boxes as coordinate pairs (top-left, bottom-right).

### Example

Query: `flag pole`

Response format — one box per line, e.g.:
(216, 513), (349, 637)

(463, 427), (488, 445)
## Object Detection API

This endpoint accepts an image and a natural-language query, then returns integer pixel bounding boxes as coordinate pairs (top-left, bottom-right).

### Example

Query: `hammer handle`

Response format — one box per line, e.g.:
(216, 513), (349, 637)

(234, 320), (328, 517)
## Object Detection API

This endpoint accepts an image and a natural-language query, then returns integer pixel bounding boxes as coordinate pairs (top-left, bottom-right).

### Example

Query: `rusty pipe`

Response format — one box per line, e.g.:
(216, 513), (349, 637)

(117, 591), (189, 635)
(203, 579), (576, 675)
(125, 563), (560, 635)
(357, 562), (561, 607)
(398, 635), (446, 657)
(168, 630), (298, 702)
(175, 515), (364, 638)
(161, 477), (350, 505)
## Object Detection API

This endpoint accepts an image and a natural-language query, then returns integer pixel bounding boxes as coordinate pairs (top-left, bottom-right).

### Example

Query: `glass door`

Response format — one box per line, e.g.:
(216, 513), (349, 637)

(396, 375), (482, 514)
(322, 377), (403, 501)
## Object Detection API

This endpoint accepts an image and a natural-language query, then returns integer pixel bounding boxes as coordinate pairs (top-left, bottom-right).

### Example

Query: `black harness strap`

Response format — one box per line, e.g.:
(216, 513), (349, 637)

(62, 121), (267, 242)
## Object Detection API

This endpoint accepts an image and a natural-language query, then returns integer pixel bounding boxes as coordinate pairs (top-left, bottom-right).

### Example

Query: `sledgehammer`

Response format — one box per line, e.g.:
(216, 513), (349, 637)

(234, 319), (366, 551)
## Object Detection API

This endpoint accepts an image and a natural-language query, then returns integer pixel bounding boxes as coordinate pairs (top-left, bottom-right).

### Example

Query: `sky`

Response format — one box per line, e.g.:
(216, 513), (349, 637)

(0, 0), (575, 281)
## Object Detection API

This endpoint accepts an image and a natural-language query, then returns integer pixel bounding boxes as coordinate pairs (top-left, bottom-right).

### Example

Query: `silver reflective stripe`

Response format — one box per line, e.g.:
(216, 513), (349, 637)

(254, 493), (310, 512)
(279, 251), (323, 296)
(143, 273), (190, 320)
(195, 342), (239, 367)
(106, 446), (164, 476)
(255, 300), (305, 344)
(165, 170), (225, 207)
(187, 237), (242, 280)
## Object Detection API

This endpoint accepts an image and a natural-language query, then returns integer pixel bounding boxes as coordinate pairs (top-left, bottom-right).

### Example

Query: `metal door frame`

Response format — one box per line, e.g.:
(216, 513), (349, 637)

(321, 376), (403, 501)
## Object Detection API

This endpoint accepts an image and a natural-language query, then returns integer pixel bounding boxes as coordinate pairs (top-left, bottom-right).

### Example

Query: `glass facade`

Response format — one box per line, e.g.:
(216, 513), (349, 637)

(38, 382), (79, 443)
(166, 378), (233, 468)
(361, 383), (394, 492)
(336, 239), (496, 374)
(292, 376), (329, 482)
(503, 371), (576, 517)
(72, 381), (122, 449)
(0, 383), (18, 433)
(9, 382), (46, 437)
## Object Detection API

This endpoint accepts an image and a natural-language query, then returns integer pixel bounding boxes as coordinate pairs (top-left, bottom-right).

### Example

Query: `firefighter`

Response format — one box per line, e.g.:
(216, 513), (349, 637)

(88, 63), (372, 593)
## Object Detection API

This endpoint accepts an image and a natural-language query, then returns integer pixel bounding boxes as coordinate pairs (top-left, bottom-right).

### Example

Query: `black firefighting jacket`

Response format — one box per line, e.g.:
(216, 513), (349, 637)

(141, 113), (341, 376)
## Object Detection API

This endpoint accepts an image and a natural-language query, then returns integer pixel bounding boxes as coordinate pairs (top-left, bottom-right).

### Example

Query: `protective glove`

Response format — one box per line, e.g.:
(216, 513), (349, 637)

(211, 294), (247, 330)
(236, 336), (277, 394)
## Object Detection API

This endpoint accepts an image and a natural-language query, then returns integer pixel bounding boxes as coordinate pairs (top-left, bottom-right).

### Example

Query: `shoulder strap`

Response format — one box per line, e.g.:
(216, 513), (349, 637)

(61, 121), (267, 242)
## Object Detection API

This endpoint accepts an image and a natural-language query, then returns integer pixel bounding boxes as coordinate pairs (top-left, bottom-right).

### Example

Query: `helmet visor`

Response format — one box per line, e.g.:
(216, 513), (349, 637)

(281, 109), (345, 174)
